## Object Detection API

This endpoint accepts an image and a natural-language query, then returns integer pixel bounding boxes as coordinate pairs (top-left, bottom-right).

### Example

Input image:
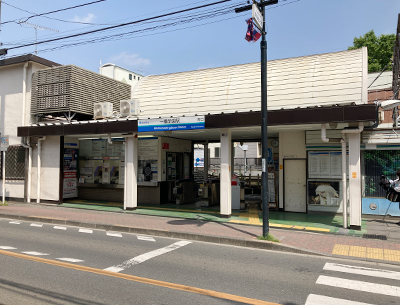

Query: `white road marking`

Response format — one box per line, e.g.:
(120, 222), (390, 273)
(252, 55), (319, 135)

(305, 294), (374, 305)
(79, 228), (93, 234)
(22, 251), (49, 256)
(137, 235), (156, 242)
(106, 232), (122, 237)
(324, 263), (400, 281)
(0, 246), (17, 250)
(316, 275), (400, 297)
(53, 226), (67, 230)
(9, 221), (21, 224)
(30, 223), (43, 227)
(56, 258), (84, 263)
(104, 240), (192, 273)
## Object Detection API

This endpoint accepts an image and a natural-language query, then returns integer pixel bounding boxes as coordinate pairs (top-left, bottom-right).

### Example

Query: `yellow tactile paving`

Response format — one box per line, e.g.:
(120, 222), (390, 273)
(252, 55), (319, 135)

(305, 227), (331, 232)
(384, 249), (400, 262)
(366, 248), (384, 260)
(348, 246), (367, 258)
(332, 244), (350, 256)
(333, 244), (400, 262)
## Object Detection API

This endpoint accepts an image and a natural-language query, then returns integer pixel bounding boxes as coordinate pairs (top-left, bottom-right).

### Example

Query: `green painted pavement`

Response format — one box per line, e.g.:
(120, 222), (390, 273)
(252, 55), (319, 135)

(62, 199), (367, 235)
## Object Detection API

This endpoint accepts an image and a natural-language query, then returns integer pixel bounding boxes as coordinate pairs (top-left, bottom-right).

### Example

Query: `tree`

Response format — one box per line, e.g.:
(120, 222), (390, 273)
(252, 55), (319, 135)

(348, 30), (396, 73)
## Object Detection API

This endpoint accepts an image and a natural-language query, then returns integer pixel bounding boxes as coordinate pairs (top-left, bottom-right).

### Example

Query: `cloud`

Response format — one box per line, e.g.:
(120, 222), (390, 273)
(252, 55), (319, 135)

(197, 64), (215, 70)
(110, 52), (151, 67)
(72, 13), (96, 23)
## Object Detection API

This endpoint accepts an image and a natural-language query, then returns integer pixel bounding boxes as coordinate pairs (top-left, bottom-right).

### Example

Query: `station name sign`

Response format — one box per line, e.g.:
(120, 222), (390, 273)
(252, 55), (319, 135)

(138, 116), (205, 132)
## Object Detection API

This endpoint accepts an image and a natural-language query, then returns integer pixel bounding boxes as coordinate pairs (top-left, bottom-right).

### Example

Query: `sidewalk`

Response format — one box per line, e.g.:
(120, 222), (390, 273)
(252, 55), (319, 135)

(1, 201), (400, 265)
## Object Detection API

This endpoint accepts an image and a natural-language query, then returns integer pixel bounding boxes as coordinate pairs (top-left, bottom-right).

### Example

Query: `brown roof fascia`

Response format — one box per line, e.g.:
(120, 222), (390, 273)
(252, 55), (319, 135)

(18, 104), (377, 137)
(205, 104), (377, 129)
(0, 54), (61, 68)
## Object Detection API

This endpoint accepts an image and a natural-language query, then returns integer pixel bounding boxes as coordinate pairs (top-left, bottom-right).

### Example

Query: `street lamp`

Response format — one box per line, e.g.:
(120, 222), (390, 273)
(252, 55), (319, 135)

(235, 0), (278, 237)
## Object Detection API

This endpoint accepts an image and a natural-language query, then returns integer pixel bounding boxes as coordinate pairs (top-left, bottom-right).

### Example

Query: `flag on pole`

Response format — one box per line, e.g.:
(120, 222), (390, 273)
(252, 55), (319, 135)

(245, 18), (261, 42)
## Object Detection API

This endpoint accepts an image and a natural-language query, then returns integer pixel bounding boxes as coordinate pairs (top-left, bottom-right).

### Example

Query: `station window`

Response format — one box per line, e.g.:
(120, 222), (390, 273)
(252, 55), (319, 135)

(129, 74), (132, 80)
(214, 147), (220, 158)
(138, 77), (140, 81)
(3, 146), (26, 180)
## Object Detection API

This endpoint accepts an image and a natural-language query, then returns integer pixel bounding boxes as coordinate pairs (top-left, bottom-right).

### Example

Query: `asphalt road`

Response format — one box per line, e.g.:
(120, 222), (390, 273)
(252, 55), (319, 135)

(0, 217), (399, 305)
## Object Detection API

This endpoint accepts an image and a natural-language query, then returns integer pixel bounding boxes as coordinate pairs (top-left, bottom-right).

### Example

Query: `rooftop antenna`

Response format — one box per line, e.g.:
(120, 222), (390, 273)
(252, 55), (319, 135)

(19, 21), (58, 54)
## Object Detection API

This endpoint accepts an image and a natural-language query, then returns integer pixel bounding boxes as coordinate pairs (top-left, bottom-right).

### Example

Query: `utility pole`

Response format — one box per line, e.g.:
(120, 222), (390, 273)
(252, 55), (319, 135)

(0, 0), (7, 56)
(235, 0), (278, 237)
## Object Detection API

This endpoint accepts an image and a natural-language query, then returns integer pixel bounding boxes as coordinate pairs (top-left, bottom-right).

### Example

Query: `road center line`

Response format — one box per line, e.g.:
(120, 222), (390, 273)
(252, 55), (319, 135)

(324, 263), (400, 281)
(0, 249), (279, 305)
(316, 275), (400, 297)
(104, 240), (192, 273)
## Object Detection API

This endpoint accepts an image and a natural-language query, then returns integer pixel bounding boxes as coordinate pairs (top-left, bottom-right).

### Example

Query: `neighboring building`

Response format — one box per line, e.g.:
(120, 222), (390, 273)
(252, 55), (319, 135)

(0, 54), (60, 202)
(99, 63), (143, 96)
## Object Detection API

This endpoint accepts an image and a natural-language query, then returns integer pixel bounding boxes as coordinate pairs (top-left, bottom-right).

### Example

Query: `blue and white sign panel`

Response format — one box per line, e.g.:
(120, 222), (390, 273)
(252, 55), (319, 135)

(138, 116), (205, 132)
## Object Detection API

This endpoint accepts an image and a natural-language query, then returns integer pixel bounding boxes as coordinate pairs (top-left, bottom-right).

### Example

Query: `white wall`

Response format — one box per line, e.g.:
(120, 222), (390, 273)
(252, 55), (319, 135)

(99, 64), (142, 96)
(0, 61), (58, 200)
(279, 131), (307, 209)
(30, 136), (61, 201)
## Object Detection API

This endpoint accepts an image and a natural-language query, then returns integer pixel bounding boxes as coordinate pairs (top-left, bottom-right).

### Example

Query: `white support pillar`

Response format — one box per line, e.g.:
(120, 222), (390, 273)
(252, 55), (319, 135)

(348, 133), (362, 229)
(231, 142), (235, 176)
(220, 128), (232, 217)
(203, 142), (209, 182)
(124, 136), (138, 210)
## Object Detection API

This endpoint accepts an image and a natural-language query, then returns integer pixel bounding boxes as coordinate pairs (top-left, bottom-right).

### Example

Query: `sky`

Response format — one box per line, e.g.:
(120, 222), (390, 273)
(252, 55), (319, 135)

(0, 0), (399, 76)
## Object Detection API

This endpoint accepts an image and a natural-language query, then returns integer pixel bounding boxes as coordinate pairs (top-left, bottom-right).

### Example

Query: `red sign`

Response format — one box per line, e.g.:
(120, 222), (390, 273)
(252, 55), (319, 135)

(64, 171), (77, 178)
(162, 143), (169, 149)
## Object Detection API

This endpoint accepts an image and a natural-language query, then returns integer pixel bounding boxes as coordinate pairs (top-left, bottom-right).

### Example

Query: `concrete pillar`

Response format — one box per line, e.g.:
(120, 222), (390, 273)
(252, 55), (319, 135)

(220, 128), (231, 217)
(124, 136), (138, 210)
(348, 133), (361, 230)
(203, 143), (209, 181)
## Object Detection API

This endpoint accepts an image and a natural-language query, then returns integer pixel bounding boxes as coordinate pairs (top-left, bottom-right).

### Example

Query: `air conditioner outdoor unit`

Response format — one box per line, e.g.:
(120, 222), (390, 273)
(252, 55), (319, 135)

(120, 99), (140, 117)
(93, 102), (113, 119)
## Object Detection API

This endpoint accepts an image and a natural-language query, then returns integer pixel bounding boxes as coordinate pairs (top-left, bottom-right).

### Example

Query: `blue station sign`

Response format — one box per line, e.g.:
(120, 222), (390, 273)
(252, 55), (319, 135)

(138, 116), (205, 132)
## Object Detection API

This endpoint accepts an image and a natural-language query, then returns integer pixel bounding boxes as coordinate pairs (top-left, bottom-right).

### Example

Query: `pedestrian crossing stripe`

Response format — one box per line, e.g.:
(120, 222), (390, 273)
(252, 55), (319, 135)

(324, 263), (400, 281)
(305, 294), (373, 305)
(332, 244), (400, 262)
(317, 275), (400, 297)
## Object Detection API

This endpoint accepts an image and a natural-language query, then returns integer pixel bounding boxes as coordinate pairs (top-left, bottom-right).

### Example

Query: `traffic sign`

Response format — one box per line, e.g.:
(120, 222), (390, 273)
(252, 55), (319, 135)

(252, 4), (263, 30)
(0, 135), (9, 151)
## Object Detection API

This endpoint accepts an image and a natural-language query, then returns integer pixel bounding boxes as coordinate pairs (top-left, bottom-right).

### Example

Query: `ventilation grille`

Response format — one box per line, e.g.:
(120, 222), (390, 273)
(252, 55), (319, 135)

(31, 65), (131, 117)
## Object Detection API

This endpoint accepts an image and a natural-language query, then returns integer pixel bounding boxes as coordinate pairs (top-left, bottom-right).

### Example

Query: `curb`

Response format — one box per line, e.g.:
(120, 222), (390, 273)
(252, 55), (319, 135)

(0, 213), (319, 256)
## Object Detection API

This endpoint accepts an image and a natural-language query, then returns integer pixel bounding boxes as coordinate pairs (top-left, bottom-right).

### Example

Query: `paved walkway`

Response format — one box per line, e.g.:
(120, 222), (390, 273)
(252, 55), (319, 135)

(1, 201), (400, 265)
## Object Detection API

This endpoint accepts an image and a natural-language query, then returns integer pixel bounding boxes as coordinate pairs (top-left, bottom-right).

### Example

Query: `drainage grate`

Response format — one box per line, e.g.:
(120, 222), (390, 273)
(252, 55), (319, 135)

(362, 234), (387, 240)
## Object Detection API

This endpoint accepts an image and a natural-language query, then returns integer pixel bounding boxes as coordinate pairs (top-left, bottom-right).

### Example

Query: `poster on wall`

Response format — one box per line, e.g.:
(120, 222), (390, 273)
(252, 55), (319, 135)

(139, 138), (158, 160)
(308, 181), (340, 206)
(63, 148), (78, 198)
(308, 151), (349, 179)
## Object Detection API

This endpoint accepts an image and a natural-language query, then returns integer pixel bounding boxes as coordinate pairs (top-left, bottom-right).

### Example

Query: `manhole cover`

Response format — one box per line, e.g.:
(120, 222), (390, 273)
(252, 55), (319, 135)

(362, 234), (387, 240)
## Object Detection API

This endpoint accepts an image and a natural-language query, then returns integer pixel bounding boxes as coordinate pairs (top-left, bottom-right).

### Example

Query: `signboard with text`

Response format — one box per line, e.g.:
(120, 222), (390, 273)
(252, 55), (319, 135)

(138, 116), (205, 132)
(252, 4), (263, 30)
(0, 135), (9, 152)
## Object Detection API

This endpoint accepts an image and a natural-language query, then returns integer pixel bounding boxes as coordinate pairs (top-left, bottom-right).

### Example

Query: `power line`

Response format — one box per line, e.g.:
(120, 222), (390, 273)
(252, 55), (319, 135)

(1, 0), (107, 26)
(6, 0), (234, 51)
(1, 0), (241, 46)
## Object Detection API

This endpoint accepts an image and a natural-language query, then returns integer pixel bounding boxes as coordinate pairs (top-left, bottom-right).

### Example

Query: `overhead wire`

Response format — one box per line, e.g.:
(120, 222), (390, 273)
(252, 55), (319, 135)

(2, 0), (247, 47)
(5, 0), (236, 51)
(2, 0), (300, 59)
(0, 0), (108, 26)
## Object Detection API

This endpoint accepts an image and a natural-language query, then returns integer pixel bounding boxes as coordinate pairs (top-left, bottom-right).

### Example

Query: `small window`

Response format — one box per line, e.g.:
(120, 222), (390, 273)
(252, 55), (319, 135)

(129, 74), (132, 80)
(134, 75), (136, 79)
(4, 146), (26, 180)
(138, 77), (140, 81)
(214, 147), (220, 158)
